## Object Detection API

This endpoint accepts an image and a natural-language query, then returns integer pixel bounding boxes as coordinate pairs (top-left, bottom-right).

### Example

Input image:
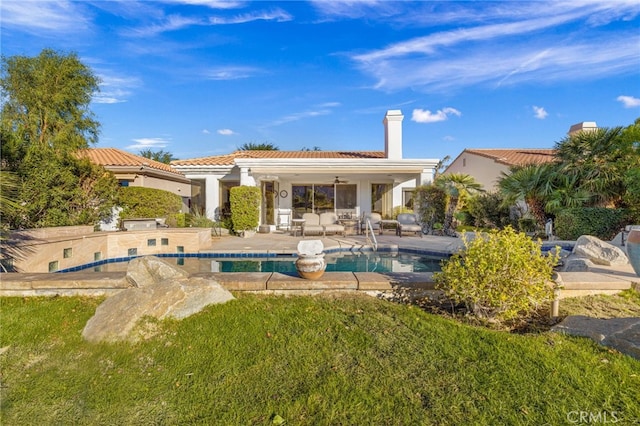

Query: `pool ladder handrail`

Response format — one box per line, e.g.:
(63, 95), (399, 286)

(364, 218), (378, 252)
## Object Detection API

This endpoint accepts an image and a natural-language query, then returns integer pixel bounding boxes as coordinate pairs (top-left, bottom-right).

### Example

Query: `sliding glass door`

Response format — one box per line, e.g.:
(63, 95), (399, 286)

(291, 183), (356, 218)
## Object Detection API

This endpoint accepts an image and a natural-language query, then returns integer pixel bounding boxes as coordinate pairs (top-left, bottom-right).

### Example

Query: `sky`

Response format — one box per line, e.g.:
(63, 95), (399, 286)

(2, 0), (639, 162)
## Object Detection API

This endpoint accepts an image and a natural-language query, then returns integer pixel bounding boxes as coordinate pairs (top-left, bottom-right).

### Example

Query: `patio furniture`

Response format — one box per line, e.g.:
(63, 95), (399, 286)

(338, 218), (360, 235)
(380, 219), (399, 235)
(360, 212), (382, 235)
(302, 213), (323, 236)
(396, 213), (422, 237)
(319, 212), (346, 237)
(291, 218), (305, 237)
(277, 208), (292, 231)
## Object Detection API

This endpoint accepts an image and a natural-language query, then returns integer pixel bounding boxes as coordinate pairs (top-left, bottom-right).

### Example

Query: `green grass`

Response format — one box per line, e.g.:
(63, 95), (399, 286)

(1, 294), (639, 425)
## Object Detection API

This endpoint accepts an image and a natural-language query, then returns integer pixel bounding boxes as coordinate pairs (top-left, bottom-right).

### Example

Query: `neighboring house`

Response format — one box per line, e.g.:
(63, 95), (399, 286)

(444, 121), (596, 191)
(81, 148), (193, 211)
(171, 110), (439, 228)
(444, 149), (557, 191)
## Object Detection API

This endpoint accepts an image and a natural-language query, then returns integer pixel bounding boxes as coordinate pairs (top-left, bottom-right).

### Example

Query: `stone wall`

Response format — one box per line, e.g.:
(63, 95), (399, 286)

(1, 228), (212, 273)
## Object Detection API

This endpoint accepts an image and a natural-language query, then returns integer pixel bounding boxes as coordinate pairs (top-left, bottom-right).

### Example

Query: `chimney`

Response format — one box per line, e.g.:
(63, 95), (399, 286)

(568, 121), (597, 136)
(384, 109), (404, 159)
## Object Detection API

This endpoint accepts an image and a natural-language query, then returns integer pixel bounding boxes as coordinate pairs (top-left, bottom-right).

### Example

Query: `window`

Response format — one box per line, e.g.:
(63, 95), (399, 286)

(292, 184), (336, 217)
(402, 189), (415, 209)
(371, 183), (392, 217)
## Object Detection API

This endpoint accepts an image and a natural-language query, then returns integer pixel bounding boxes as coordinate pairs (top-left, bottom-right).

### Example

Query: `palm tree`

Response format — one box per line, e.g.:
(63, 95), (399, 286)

(554, 126), (629, 207)
(139, 149), (177, 164)
(238, 142), (279, 151)
(497, 163), (556, 225)
(435, 173), (483, 236)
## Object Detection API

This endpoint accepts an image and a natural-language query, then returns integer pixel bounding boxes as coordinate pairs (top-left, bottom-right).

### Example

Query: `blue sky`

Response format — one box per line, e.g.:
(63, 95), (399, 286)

(2, 1), (639, 162)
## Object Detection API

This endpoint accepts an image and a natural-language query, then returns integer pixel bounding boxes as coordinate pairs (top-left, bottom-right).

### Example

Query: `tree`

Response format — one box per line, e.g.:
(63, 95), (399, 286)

(1, 49), (100, 166)
(435, 173), (483, 236)
(498, 163), (556, 225)
(1, 49), (118, 229)
(139, 149), (177, 164)
(238, 142), (279, 150)
(554, 127), (633, 207)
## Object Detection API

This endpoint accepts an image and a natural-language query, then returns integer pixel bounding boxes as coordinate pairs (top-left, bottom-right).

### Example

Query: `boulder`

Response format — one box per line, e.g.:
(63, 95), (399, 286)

(563, 257), (595, 272)
(82, 256), (234, 343)
(551, 315), (640, 360)
(125, 256), (189, 288)
(572, 235), (629, 266)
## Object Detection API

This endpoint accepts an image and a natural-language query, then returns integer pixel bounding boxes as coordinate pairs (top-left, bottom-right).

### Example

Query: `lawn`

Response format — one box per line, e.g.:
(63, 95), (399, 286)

(1, 293), (638, 425)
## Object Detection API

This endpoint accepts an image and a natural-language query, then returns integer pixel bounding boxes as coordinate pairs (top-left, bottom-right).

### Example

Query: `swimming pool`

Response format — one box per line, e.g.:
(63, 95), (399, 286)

(61, 251), (446, 274)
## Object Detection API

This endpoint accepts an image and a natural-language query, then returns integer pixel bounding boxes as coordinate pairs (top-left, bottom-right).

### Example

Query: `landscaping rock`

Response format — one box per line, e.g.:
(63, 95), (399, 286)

(82, 256), (234, 343)
(551, 315), (640, 360)
(573, 236), (629, 266)
(563, 257), (596, 272)
(125, 255), (189, 288)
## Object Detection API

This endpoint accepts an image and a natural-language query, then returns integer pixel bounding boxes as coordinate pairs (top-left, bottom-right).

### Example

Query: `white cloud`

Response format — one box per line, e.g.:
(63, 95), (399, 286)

(209, 9), (293, 25)
(412, 107), (461, 123)
(205, 66), (261, 80)
(93, 72), (141, 104)
(349, 2), (640, 93)
(202, 129), (211, 134)
(217, 129), (236, 135)
(126, 138), (170, 150)
(0, 0), (91, 33)
(617, 95), (640, 108)
(533, 106), (548, 119)
(165, 0), (245, 9)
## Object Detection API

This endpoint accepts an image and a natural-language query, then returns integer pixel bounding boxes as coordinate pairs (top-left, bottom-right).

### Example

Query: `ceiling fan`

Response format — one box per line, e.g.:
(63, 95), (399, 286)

(333, 176), (348, 184)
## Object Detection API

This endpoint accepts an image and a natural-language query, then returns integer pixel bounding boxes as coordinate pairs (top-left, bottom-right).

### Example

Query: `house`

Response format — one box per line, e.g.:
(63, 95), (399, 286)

(444, 121), (597, 191)
(80, 148), (194, 211)
(444, 149), (557, 191)
(171, 110), (439, 228)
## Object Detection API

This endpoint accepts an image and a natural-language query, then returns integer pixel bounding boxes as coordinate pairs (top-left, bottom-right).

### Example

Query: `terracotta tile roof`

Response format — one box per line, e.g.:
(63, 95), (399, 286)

(171, 150), (386, 166)
(464, 149), (557, 166)
(80, 148), (185, 176)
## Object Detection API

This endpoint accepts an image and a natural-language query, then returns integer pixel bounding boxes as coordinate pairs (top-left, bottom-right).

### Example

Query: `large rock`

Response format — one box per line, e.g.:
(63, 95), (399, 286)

(125, 256), (189, 288)
(572, 235), (629, 266)
(82, 256), (234, 343)
(551, 315), (640, 360)
(563, 257), (596, 272)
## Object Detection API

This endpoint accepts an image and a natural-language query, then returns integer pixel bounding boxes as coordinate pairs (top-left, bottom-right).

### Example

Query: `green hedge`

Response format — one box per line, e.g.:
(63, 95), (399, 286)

(118, 187), (183, 220)
(554, 208), (631, 240)
(230, 186), (261, 234)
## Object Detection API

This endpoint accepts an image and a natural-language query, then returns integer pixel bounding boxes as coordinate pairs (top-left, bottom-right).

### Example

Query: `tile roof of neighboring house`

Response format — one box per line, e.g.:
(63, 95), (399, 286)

(80, 148), (185, 176)
(171, 150), (386, 166)
(464, 149), (557, 166)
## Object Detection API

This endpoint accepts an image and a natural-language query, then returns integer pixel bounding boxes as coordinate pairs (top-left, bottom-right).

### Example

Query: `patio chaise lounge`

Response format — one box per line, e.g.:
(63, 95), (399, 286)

(319, 212), (345, 237)
(360, 212), (382, 235)
(396, 213), (423, 237)
(302, 213), (324, 237)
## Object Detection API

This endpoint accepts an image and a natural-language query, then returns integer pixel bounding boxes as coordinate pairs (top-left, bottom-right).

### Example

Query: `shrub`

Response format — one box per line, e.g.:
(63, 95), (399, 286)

(118, 187), (182, 219)
(465, 192), (514, 230)
(414, 184), (446, 234)
(229, 186), (261, 234)
(433, 226), (558, 322)
(554, 208), (631, 240)
(391, 206), (413, 219)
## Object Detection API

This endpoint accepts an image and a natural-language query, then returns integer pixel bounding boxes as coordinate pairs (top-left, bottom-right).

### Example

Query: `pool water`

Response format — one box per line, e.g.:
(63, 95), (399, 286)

(83, 251), (444, 274)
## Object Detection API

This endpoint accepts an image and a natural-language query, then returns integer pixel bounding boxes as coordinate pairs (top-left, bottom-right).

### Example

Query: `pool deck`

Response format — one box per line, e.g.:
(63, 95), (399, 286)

(1, 231), (638, 297)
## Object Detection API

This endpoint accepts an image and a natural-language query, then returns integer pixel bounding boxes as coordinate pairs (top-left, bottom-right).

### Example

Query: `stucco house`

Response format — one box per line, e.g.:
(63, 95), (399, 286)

(171, 110), (439, 229)
(81, 148), (193, 211)
(444, 148), (557, 191)
(444, 121), (596, 191)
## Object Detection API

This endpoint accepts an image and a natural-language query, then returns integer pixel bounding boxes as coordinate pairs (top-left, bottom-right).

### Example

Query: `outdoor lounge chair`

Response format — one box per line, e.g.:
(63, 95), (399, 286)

(396, 213), (422, 237)
(302, 213), (323, 236)
(360, 212), (382, 235)
(319, 212), (345, 237)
